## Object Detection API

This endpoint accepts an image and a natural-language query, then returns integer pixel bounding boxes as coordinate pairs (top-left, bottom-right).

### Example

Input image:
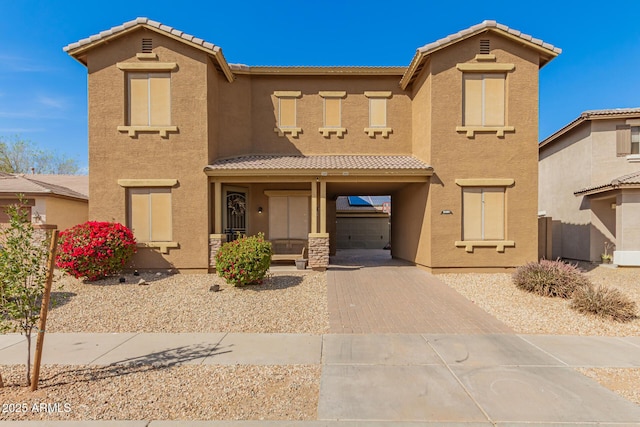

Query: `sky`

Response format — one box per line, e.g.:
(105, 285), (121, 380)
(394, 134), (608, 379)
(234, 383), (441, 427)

(1, 0), (640, 172)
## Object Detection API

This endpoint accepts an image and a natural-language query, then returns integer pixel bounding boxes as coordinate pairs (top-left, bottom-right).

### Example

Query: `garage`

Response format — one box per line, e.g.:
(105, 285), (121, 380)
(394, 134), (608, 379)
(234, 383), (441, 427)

(335, 196), (390, 249)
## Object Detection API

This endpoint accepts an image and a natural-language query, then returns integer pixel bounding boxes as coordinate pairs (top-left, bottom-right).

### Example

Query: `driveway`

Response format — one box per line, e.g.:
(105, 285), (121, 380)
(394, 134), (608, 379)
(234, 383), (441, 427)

(327, 249), (513, 334)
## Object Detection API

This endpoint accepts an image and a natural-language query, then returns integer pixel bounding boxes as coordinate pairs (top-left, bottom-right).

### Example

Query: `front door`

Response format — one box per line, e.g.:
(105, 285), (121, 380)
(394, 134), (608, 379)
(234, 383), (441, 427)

(224, 188), (247, 240)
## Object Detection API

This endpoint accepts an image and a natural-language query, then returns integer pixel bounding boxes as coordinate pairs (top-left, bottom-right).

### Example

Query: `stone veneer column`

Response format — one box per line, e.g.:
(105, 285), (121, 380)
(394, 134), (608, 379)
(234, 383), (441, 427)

(308, 233), (329, 271)
(209, 234), (228, 270)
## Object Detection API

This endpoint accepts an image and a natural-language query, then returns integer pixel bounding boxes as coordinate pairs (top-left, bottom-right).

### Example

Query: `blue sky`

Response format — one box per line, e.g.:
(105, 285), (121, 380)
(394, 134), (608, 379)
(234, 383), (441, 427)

(1, 0), (640, 172)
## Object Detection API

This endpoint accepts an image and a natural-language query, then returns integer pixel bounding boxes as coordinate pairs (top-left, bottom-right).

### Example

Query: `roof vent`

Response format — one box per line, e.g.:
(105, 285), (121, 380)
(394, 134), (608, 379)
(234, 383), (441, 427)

(480, 39), (490, 54)
(142, 38), (153, 53)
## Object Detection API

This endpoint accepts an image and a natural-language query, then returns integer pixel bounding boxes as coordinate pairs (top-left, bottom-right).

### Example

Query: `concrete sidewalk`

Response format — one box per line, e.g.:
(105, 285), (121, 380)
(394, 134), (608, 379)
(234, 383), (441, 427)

(1, 332), (640, 425)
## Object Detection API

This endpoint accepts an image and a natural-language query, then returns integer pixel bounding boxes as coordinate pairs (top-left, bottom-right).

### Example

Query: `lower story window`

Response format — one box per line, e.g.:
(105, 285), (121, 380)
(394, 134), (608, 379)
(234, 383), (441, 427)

(462, 187), (505, 241)
(128, 187), (172, 242)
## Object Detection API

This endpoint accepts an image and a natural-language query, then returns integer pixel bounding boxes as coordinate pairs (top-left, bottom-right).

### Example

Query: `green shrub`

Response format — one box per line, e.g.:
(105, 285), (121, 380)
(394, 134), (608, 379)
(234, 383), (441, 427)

(215, 233), (272, 286)
(570, 285), (638, 322)
(512, 259), (590, 298)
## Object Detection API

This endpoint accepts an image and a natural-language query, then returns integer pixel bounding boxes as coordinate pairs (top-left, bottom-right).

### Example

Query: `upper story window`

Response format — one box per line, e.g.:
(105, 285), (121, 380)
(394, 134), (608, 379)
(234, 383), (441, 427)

(128, 73), (171, 127)
(116, 61), (178, 138)
(463, 73), (505, 127)
(616, 125), (640, 158)
(364, 91), (392, 138)
(455, 61), (515, 138)
(273, 91), (302, 137)
(319, 91), (346, 138)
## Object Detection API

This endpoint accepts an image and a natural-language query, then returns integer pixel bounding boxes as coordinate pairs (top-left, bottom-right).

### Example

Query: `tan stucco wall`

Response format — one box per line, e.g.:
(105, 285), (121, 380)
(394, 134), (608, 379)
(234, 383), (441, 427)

(619, 190), (640, 251)
(408, 33), (541, 269)
(217, 75), (412, 158)
(82, 26), (551, 271)
(42, 197), (88, 231)
(86, 28), (211, 271)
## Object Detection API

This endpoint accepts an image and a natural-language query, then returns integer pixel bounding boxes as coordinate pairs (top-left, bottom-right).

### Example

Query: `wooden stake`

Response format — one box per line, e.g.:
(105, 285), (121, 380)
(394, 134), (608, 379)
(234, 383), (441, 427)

(31, 229), (58, 391)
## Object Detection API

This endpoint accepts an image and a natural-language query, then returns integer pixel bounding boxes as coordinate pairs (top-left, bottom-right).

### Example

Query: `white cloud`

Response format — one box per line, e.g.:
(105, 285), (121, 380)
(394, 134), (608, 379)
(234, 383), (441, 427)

(38, 95), (66, 110)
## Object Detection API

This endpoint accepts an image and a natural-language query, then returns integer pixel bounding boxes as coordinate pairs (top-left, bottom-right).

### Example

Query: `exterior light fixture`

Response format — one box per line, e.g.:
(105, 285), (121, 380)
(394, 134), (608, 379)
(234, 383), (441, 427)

(258, 207), (263, 214)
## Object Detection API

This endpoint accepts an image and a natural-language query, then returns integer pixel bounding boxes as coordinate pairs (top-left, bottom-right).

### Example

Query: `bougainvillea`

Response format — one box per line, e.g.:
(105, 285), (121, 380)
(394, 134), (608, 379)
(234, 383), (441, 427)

(56, 221), (137, 281)
(215, 233), (272, 286)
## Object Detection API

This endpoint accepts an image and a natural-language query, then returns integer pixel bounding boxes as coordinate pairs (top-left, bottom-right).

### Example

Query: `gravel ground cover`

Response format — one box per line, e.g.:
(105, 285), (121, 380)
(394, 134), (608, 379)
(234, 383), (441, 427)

(47, 270), (329, 334)
(441, 263), (640, 406)
(0, 364), (320, 420)
(439, 265), (640, 336)
(1, 262), (639, 420)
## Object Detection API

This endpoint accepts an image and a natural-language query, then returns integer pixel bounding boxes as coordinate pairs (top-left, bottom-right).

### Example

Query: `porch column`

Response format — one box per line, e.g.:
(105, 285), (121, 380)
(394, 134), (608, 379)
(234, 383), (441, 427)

(320, 180), (327, 233)
(308, 179), (329, 271)
(209, 180), (227, 271)
(311, 180), (318, 233)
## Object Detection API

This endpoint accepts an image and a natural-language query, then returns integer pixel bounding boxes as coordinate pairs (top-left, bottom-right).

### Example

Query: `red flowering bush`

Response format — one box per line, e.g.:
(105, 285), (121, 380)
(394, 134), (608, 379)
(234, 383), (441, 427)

(215, 233), (272, 286)
(56, 221), (137, 281)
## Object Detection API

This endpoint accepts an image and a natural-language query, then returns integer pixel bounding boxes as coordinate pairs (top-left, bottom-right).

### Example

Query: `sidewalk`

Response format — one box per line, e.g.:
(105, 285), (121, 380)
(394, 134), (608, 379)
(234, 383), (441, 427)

(2, 332), (640, 425)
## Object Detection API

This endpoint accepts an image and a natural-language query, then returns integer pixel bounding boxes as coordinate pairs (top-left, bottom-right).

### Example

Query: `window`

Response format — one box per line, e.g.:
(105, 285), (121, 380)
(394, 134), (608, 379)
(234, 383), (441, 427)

(463, 73), (505, 127)
(128, 73), (171, 127)
(116, 62), (177, 137)
(128, 188), (172, 242)
(616, 125), (640, 156)
(269, 196), (309, 239)
(462, 187), (505, 241)
(455, 61), (514, 138)
(454, 179), (515, 252)
(364, 91), (392, 137)
(273, 91), (302, 137)
(319, 91), (346, 137)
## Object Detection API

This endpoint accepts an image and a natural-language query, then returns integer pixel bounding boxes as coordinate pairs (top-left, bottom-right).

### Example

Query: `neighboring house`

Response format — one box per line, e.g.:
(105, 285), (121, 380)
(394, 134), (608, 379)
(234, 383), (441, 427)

(539, 108), (640, 266)
(64, 18), (559, 273)
(0, 173), (88, 231)
(336, 196), (390, 250)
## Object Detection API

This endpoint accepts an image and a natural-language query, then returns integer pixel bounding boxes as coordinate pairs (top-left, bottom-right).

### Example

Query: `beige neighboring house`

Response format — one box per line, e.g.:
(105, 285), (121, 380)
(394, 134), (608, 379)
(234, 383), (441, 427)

(64, 18), (560, 273)
(539, 108), (640, 266)
(0, 173), (88, 231)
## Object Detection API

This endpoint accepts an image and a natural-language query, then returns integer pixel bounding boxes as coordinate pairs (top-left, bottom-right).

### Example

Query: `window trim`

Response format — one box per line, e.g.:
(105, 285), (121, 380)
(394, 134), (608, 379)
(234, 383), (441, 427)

(454, 179), (515, 252)
(364, 91), (392, 138)
(456, 64), (515, 138)
(120, 180), (179, 253)
(273, 91), (302, 137)
(319, 91), (346, 138)
(118, 67), (178, 138)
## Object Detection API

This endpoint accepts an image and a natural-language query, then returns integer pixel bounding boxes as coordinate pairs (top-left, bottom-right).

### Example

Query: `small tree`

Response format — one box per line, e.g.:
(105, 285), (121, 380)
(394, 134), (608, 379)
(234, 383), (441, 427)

(0, 200), (50, 386)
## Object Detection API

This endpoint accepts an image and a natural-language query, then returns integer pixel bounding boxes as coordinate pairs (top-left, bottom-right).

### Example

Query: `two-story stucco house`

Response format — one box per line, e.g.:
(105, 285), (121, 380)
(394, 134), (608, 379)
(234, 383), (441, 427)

(539, 108), (640, 266)
(64, 18), (559, 273)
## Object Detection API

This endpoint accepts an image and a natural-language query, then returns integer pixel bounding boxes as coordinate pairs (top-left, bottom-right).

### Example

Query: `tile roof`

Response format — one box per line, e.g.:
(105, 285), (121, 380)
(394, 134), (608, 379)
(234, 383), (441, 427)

(63, 17), (222, 55)
(401, 20), (561, 89)
(574, 171), (640, 196)
(416, 20), (561, 57)
(204, 155), (432, 174)
(63, 17), (234, 82)
(540, 108), (640, 149)
(0, 173), (88, 200)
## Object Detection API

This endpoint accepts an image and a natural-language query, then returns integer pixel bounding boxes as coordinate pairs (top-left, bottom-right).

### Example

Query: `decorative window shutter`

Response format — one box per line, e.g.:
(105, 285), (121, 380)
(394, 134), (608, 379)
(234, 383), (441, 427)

(616, 125), (631, 156)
